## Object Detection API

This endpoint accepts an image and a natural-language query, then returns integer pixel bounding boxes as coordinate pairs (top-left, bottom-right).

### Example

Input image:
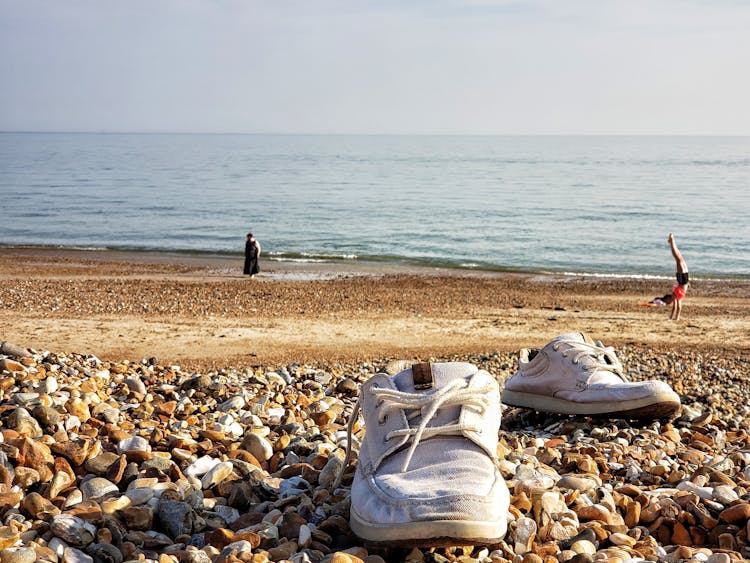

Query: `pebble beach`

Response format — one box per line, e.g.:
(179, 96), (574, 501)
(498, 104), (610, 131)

(2, 248), (750, 563)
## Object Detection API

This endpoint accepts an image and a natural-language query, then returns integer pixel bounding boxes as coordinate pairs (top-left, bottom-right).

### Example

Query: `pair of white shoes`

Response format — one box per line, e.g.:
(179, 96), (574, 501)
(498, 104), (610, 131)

(338, 332), (681, 546)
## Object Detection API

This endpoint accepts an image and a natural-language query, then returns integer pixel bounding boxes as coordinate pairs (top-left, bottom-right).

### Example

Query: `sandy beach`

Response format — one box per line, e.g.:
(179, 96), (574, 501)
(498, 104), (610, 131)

(4, 247), (750, 562)
(1, 247), (748, 369)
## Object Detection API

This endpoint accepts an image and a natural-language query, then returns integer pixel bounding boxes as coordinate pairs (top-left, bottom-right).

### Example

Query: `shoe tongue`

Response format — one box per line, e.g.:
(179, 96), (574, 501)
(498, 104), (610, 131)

(392, 362), (465, 392)
(549, 333), (623, 381)
(551, 332), (593, 345)
(392, 362), (475, 428)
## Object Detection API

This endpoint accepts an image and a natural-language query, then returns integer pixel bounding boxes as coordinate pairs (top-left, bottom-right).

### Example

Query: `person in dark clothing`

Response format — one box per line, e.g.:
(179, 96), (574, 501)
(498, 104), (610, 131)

(243, 233), (261, 277)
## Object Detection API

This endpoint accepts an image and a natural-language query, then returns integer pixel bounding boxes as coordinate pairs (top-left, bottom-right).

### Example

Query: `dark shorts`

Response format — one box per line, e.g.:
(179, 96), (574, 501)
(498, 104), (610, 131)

(676, 272), (689, 285)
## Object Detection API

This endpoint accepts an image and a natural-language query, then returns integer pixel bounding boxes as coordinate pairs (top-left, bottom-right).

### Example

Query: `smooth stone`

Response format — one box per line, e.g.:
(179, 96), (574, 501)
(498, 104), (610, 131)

(38, 375), (59, 393)
(123, 377), (147, 395)
(556, 475), (599, 491)
(538, 491), (567, 516)
(0, 341), (31, 358)
(514, 516), (537, 554)
(80, 477), (118, 500)
(218, 395), (246, 411)
(298, 523), (312, 548)
(608, 532), (636, 547)
(278, 512), (307, 540)
(713, 485), (740, 505)
(0, 547), (36, 563)
(118, 505), (154, 530)
(241, 432), (274, 462)
(719, 531), (737, 551)
(13, 466), (41, 488)
(20, 492), (60, 520)
(14, 435), (54, 468)
(0, 527), (21, 550)
(719, 502), (750, 523)
(570, 539), (597, 555)
(32, 405), (61, 428)
(186, 455), (220, 477)
(575, 504), (611, 523)
(559, 528), (598, 551)
(62, 546), (94, 563)
(117, 436), (149, 453)
(128, 477), (158, 490)
(47, 537), (67, 557)
(201, 461), (234, 489)
(126, 487), (155, 505)
(677, 480), (713, 500)
(0, 358), (26, 373)
(336, 377), (358, 394)
(12, 392), (40, 407)
(85, 452), (121, 475)
(63, 489), (84, 509)
(152, 481), (180, 497)
(221, 540), (254, 557)
(212, 505), (240, 525)
(158, 499), (195, 538)
(50, 514), (96, 546)
(65, 415), (82, 431)
(101, 495), (131, 514)
(6, 407), (43, 438)
(87, 543), (124, 563)
(266, 541), (299, 561)
(319, 452), (345, 490)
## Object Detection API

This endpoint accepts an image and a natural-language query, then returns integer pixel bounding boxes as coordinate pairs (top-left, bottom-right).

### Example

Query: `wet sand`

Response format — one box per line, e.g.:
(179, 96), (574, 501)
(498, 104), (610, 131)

(1, 247), (748, 370)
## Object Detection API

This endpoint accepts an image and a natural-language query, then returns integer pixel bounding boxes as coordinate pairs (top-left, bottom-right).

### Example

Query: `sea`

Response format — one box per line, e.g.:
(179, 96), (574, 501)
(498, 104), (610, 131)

(1, 133), (748, 278)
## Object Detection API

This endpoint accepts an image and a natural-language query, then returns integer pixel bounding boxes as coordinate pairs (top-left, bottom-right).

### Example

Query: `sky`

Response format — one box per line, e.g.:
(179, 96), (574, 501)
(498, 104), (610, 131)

(1, 0), (749, 135)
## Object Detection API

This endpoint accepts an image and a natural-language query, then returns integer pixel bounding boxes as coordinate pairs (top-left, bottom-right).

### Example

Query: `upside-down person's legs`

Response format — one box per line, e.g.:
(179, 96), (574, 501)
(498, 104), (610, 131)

(669, 233), (688, 274)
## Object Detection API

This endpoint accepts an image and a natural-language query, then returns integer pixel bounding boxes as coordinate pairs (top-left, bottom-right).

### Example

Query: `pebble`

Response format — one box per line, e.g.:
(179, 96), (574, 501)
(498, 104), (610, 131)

(0, 547), (37, 563)
(1, 344), (750, 562)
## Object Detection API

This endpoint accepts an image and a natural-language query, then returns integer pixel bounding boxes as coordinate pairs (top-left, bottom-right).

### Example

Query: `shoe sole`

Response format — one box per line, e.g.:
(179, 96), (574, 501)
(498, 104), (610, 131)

(502, 390), (681, 419)
(350, 507), (507, 547)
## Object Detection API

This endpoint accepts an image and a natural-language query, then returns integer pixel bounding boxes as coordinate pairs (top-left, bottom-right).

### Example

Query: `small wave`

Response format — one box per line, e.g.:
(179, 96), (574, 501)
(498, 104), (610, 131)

(561, 271), (671, 280)
(269, 257), (327, 264)
(0, 243), (110, 252)
(268, 251), (359, 262)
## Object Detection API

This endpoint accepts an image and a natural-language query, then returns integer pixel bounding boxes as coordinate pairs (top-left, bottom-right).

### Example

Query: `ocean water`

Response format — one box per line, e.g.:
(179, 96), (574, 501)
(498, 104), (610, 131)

(1, 133), (748, 277)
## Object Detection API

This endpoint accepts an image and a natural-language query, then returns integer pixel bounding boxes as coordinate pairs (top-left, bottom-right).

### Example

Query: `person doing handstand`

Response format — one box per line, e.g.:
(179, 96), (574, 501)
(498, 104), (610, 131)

(649, 233), (689, 320)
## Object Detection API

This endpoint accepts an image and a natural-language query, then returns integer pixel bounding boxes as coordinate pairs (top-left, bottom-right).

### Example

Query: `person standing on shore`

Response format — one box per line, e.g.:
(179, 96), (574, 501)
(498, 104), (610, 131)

(647, 233), (689, 320)
(243, 233), (261, 278)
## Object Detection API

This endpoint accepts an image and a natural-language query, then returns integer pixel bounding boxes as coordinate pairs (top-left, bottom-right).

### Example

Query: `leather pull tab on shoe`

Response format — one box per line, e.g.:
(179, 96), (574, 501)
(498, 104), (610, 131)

(412, 362), (434, 390)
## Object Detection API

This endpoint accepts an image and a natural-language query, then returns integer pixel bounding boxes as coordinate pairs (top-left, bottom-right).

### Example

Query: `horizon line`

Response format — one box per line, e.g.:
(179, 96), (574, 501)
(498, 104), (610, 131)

(2, 130), (750, 138)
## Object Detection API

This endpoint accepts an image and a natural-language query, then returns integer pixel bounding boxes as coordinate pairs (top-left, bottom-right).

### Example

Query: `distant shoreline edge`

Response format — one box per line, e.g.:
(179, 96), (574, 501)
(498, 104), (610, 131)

(1, 243), (746, 281)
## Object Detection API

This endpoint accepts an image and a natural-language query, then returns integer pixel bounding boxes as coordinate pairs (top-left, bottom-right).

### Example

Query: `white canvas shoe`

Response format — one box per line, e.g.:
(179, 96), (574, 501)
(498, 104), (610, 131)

(502, 332), (681, 419)
(336, 362), (509, 546)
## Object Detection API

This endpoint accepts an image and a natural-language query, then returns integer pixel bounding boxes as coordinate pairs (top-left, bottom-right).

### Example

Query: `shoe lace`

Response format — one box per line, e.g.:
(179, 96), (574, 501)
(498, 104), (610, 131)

(552, 338), (626, 379)
(333, 378), (492, 488)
